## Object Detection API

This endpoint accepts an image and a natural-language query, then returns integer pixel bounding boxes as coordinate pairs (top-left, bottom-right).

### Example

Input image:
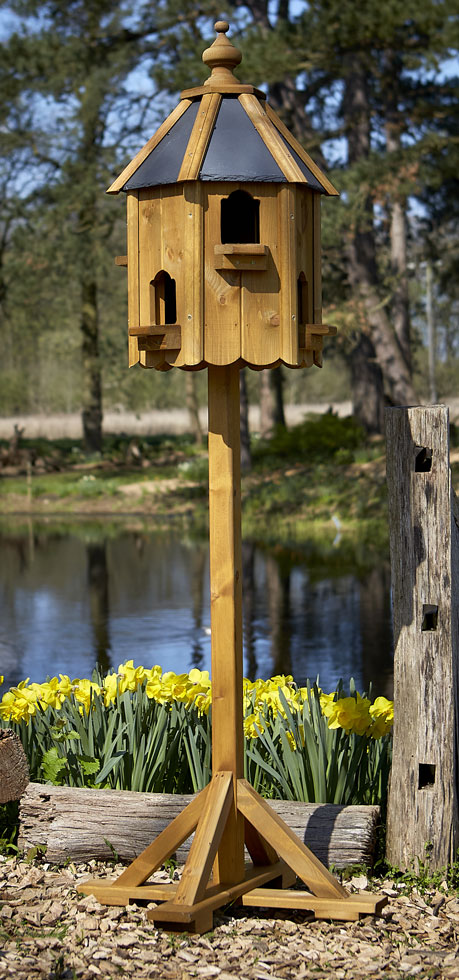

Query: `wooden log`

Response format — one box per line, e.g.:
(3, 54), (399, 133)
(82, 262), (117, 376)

(18, 783), (380, 869)
(0, 729), (29, 803)
(385, 405), (459, 869)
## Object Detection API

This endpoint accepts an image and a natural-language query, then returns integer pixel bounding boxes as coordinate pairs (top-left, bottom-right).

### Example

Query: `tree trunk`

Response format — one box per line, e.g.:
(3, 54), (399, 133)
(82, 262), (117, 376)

(87, 542), (111, 675)
(81, 270), (102, 453)
(259, 368), (285, 438)
(350, 332), (385, 434)
(343, 63), (417, 407)
(259, 370), (275, 438)
(271, 366), (286, 427)
(384, 52), (412, 374)
(389, 198), (411, 372)
(185, 372), (203, 444)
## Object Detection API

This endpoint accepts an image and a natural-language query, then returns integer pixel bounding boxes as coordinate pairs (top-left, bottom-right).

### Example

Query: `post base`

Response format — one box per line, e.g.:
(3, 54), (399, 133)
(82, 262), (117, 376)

(78, 772), (387, 932)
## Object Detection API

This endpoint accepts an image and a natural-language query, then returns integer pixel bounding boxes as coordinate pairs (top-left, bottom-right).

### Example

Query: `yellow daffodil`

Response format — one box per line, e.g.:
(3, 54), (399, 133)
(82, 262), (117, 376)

(72, 678), (101, 714)
(243, 712), (264, 738)
(368, 696), (394, 738)
(0, 681), (38, 722)
(322, 693), (372, 735)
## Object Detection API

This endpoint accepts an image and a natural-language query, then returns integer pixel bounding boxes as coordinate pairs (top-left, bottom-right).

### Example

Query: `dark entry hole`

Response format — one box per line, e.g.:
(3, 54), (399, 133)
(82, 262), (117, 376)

(418, 763), (436, 789)
(415, 446), (432, 472)
(221, 190), (260, 244)
(422, 604), (438, 631)
(151, 271), (177, 325)
(297, 273), (309, 325)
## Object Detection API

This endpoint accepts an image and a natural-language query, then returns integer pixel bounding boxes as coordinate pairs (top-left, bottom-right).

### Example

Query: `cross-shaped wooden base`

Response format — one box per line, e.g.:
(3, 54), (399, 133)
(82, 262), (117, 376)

(78, 771), (386, 933)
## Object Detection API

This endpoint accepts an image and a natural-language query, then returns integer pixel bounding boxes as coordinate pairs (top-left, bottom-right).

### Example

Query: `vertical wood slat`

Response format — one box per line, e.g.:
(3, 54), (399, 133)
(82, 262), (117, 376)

(127, 192), (140, 367)
(278, 185), (297, 364)
(241, 186), (280, 366)
(181, 183), (204, 365)
(385, 406), (459, 869)
(178, 93), (221, 182)
(313, 195), (322, 325)
(204, 187), (241, 365)
(208, 365), (245, 884)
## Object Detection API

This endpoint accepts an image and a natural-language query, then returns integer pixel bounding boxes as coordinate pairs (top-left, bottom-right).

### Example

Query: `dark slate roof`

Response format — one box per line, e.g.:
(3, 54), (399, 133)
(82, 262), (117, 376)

(124, 102), (200, 190)
(197, 97), (285, 182)
(111, 94), (338, 196)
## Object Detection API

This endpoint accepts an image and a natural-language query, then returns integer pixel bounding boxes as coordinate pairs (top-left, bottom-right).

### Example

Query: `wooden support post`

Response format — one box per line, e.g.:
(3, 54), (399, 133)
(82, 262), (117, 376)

(385, 405), (459, 869)
(208, 364), (245, 886)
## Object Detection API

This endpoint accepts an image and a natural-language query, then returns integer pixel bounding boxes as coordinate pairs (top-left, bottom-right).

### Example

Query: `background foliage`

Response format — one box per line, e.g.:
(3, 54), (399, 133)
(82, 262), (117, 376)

(0, 0), (458, 441)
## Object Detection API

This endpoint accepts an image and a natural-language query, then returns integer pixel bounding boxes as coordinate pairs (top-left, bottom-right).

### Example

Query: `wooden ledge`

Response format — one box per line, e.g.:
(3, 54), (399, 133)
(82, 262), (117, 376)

(128, 325), (181, 352)
(214, 244), (269, 271)
(180, 84), (266, 99)
(299, 323), (337, 350)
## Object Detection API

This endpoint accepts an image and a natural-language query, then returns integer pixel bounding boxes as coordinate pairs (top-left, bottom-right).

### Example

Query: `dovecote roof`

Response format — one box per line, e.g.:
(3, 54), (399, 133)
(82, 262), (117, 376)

(108, 22), (338, 197)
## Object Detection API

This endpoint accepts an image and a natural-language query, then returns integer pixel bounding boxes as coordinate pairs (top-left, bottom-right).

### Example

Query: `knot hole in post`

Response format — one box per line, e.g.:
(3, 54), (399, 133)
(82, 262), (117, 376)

(418, 764), (436, 790)
(415, 446), (433, 472)
(421, 604), (438, 631)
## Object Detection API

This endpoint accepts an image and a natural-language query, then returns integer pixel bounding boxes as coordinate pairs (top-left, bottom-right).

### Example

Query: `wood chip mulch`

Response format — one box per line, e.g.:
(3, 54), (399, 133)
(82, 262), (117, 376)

(1, 855), (459, 979)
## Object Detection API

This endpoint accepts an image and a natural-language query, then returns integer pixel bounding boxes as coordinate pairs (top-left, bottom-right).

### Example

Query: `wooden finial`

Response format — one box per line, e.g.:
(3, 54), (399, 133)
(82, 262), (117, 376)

(202, 21), (242, 86)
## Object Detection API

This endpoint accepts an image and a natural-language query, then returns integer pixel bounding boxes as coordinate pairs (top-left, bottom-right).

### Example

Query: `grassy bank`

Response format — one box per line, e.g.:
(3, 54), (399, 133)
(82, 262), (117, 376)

(0, 415), (392, 554)
(1, 413), (458, 555)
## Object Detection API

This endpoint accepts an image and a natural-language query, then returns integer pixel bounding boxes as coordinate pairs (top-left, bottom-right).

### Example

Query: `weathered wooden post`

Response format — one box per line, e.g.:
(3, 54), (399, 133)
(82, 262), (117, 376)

(78, 21), (386, 931)
(386, 405), (459, 869)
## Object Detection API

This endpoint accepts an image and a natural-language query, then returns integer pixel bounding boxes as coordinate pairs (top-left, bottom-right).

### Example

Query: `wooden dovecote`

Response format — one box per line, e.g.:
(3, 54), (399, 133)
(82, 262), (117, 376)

(109, 21), (338, 372)
(79, 23), (391, 936)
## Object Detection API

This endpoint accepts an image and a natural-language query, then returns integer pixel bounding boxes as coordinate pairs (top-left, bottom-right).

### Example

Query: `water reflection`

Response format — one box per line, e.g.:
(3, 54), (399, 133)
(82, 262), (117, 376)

(0, 522), (393, 696)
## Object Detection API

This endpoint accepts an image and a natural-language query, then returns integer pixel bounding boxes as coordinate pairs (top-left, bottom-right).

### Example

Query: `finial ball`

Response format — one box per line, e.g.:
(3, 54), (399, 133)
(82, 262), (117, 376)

(214, 21), (229, 33)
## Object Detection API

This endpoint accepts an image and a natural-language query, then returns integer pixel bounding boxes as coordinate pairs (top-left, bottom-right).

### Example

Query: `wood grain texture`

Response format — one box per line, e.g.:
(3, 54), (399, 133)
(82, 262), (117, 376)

(114, 783), (208, 887)
(296, 189), (314, 327)
(126, 192), (140, 368)
(174, 772), (233, 905)
(204, 186), (241, 365)
(147, 862), (288, 932)
(242, 888), (387, 920)
(238, 95), (305, 183)
(0, 729), (29, 803)
(237, 780), (349, 899)
(278, 185), (297, 364)
(178, 93), (221, 182)
(77, 881), (176, 905)
(313, 195), (322, 324)
(181, 182), (204, 365)
(208, 365), (245, 884)
(241, 188), (280, 366)
(385, 406), (459, 869)
(18, 783), (381, 868)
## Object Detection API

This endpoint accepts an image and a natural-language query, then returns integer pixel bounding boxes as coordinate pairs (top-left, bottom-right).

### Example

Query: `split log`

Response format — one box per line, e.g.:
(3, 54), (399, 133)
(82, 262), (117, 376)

(19, 782), (380, 869)
(0, 729), (29, 803)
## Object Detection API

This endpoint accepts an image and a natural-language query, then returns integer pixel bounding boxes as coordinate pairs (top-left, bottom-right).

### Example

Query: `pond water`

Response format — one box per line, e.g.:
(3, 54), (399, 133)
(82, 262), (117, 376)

(0, 521), (394, 697)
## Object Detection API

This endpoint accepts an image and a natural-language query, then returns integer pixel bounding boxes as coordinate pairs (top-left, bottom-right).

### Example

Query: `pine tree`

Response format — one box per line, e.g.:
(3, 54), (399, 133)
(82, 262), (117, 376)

(0, 0), (164, 448)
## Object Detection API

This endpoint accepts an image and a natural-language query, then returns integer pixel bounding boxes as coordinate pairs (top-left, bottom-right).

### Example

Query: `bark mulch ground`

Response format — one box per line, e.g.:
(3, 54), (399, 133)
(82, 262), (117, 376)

(1, 855), (459, 980)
